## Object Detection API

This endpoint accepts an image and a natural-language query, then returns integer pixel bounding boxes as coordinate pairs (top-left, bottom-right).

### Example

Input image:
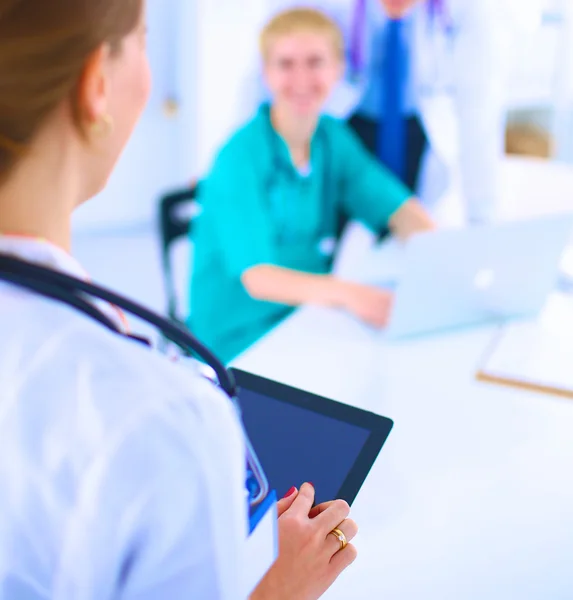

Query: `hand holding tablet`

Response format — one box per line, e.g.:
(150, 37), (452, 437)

(254, 482), (359, 600)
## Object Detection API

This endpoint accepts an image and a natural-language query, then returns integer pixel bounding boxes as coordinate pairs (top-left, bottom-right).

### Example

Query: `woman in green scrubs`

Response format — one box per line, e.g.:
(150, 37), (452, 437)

(190, 8), (434, 363)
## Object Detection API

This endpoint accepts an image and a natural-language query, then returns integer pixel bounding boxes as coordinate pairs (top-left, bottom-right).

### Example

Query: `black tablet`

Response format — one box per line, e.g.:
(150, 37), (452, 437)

(230, 368), (394, 506)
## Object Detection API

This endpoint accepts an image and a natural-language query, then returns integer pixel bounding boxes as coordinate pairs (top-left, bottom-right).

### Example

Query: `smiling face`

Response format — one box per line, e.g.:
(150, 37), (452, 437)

(263, 30), (342, 119)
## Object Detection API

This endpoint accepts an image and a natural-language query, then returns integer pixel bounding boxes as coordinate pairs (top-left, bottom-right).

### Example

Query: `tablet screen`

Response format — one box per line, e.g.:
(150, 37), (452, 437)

(237, 387), (372, 505)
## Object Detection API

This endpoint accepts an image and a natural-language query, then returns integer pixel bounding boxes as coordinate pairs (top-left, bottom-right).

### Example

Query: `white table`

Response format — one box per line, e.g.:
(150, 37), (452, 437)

(233, 158), (573, 600)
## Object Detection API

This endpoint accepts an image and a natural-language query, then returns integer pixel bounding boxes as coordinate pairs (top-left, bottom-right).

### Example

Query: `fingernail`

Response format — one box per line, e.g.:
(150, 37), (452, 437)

(308, 482), (315, 489)
(283, 486), (296, 499)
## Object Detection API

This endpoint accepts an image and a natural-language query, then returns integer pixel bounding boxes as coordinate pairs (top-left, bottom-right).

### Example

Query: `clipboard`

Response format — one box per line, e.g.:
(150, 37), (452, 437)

(476, 293), (573, 400)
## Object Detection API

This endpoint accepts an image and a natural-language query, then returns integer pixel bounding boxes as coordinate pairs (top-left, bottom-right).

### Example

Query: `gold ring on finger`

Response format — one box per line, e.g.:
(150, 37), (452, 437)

(328, 527), (348, 551)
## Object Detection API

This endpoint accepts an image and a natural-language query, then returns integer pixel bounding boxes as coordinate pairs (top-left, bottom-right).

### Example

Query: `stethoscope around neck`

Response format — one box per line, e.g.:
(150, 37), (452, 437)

(264, 112), (343, 256)
(0, 253), (270, 507)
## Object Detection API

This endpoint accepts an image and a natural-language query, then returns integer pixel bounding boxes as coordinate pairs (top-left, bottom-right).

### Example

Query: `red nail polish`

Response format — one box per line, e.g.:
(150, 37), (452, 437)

(283, 486), (296, 499)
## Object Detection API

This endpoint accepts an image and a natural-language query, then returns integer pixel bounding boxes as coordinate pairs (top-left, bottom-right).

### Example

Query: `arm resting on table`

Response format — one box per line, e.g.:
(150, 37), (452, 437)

(243, 265), (394, 329)
(242, 265), (347, 308)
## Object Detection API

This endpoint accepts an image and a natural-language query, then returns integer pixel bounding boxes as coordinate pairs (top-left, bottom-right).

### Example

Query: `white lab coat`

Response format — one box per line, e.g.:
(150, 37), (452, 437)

(0, 238), (249, 599)
(246, 0), (544, 224)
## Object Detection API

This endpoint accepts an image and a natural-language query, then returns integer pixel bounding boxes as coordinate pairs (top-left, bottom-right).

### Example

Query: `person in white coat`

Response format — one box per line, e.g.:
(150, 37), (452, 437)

(0, 1), (358, 599)
(252, 0), (531, 226)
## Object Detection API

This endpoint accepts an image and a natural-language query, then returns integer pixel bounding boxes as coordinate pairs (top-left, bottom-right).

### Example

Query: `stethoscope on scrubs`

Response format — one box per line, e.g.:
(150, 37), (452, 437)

(264, 111), (344, 260)
(0, 254), (270, 508)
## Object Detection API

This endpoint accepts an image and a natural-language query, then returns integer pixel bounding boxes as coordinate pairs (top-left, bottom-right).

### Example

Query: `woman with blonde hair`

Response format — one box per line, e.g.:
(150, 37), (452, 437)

(190, 8), (434, 364)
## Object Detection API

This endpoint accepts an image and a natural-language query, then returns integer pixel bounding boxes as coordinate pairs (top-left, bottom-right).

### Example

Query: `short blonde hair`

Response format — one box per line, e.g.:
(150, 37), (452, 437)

(260, 8), (344, 62)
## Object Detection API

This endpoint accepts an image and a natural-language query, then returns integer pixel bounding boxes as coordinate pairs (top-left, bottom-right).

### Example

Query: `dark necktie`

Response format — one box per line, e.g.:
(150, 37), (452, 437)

(378, 18), (408, 181)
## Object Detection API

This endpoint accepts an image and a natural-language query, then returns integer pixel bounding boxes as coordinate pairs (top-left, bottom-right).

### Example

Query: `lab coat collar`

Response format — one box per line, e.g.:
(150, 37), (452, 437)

(0, 235), (88, 280)
(0, 235), (127, 331)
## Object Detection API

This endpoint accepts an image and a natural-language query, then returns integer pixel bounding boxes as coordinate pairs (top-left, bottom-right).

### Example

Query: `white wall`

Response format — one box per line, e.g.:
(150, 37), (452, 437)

(191, 0), (270, 178)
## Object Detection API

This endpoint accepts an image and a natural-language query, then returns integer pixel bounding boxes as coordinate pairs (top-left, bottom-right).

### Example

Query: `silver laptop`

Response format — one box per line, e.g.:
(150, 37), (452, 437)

(385, 215), (573, 339)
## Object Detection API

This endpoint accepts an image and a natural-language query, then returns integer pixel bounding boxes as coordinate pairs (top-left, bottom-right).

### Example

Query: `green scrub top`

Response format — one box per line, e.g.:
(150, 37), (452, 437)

(189, 104), (412, 364)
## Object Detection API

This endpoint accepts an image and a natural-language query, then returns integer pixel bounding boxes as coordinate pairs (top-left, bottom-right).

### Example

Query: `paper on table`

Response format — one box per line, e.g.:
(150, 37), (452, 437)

(477, 293), (573, 398)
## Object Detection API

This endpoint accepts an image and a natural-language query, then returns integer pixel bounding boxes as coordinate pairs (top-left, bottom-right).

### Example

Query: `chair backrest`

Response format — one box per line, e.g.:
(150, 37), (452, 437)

(158, 185), (201, 323)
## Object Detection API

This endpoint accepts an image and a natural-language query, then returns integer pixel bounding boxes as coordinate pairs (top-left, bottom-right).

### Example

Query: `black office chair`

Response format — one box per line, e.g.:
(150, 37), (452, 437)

(158, 184), (201, 326)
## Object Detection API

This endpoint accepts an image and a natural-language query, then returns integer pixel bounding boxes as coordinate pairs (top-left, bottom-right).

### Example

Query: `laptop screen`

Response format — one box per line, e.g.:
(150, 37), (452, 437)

(237, 388), (372, 505)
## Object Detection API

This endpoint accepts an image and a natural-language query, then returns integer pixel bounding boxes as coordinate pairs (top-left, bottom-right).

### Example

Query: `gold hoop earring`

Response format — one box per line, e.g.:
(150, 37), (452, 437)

(90, 114), (114, 138)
